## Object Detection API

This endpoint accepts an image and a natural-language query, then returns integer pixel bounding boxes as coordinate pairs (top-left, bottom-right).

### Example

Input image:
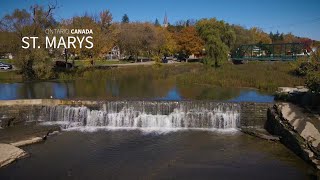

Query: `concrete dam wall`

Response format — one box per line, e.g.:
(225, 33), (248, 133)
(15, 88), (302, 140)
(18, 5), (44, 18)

(0, 99), (272, 130)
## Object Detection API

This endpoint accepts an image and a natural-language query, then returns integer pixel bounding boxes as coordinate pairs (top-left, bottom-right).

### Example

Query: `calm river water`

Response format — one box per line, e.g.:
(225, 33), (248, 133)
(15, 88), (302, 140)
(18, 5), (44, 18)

(0, 80), (274, 102)
(0, 130), (315, 180)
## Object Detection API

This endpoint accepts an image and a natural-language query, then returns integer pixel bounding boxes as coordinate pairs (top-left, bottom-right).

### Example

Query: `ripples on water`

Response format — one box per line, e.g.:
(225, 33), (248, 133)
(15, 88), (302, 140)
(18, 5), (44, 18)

(0, 130), (314, 180)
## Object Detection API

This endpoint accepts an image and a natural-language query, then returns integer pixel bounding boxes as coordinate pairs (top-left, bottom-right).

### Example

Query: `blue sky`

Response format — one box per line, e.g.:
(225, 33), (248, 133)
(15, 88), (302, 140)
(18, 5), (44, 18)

(1, 0), (320, 40)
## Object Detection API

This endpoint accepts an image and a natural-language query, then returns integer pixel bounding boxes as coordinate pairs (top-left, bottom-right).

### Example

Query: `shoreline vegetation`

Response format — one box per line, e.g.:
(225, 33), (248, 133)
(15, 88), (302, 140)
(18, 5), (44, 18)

(0, 61), (306, 93)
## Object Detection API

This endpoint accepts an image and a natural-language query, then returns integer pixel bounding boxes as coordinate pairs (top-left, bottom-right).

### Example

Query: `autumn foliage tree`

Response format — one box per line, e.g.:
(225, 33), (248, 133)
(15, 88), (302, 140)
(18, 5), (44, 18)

(116, 23), (165, 60)
(250, 27), (272, 44)
(174, 26), (204, 56)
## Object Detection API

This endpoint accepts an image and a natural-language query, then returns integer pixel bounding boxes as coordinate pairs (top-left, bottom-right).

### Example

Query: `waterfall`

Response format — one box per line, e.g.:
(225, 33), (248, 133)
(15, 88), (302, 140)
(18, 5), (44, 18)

(39, 101), (240, 130)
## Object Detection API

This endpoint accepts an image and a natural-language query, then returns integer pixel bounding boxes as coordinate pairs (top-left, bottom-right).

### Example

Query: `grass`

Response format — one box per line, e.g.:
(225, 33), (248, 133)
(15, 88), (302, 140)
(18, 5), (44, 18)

(0, 70), (22, 82)
(175, 62), (305, 92)
(0, 61), (306, 93)
(73, 59), (129, 67)
(0, 59), (15, 64)
(55, 61), (305, 92)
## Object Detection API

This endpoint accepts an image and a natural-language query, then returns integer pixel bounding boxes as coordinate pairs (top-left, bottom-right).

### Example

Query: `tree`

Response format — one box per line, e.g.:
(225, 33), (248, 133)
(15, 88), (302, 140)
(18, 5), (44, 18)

(283, 33), (298, 43)
(100, 10), (112, 29)
(154, 18), (160, 26)
(117, 23), (164, 59)
(58, 10), (115, 59)
(0, 3), (58, 79)
(122, 14), (129, 23)
(231, 25), (255, 51)
(174, 26), (204, 56)
(250, 27), (272, 44)
(196, 18), (235, 67)
(269, 30), (284, 43)
(204, 36), (229, 67)
(158, 28), (177, 55)
(299, 38), (313, 52)
(0, 9), (33, 52)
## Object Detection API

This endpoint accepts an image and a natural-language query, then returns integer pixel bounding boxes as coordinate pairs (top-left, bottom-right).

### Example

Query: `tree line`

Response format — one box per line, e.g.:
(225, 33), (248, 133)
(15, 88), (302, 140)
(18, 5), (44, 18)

(0, 3), (318, 79)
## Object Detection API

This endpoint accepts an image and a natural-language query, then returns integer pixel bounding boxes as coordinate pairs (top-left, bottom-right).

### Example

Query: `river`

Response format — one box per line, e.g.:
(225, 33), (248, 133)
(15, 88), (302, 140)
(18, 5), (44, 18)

(0, 130), (314, 180)
(0, 80), (273, 102)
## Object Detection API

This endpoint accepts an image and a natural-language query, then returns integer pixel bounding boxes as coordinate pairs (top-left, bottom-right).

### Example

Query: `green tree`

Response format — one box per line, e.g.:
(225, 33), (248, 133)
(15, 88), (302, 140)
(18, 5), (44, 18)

(196, 18), (235, 67)
(122, 14), (129, 23)
(231, 25), (254, 51)
(154, 18), (160, 26)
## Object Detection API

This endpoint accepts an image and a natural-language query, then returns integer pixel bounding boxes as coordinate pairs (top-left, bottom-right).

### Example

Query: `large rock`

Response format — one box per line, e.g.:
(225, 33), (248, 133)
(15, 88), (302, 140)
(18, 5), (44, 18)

(278, 103), (320, 149)
(277, 86), (309, 94)
(0, 143), (27, 168)
(266, 103), (320, 170)
(0, 124), (60, 144)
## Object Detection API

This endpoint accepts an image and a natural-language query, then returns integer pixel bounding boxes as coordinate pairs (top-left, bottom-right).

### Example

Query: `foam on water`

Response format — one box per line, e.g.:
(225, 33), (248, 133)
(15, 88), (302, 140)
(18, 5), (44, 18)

(39, 101), (241, 133)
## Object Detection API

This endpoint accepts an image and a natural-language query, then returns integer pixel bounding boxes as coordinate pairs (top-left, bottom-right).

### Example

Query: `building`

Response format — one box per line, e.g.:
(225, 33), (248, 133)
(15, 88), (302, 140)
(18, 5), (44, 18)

(0, 53), (13, 59)
(163, 13), (168, 28)
(107, 46), (121, 60)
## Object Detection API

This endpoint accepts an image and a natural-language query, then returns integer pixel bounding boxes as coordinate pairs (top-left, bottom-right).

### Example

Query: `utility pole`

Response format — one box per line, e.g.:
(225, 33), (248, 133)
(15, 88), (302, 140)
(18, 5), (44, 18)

(64, 48), (68, 68)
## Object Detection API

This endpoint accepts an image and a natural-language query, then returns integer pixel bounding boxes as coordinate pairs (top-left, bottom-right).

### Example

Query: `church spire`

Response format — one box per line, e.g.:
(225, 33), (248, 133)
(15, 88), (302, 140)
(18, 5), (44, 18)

(163, 12), (168, 27)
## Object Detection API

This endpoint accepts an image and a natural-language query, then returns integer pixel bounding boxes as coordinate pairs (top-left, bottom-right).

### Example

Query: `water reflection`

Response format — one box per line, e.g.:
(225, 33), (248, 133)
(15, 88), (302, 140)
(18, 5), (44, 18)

(0, 80), (274, 102)
(158, 87), (182, 100)
(230, 90), (274, 103)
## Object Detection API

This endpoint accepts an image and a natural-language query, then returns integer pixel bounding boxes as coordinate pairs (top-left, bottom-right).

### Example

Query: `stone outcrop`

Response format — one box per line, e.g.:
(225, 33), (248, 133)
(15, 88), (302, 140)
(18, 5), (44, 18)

(241, 127), (280, 141)
(0, 125), (61, 168)
(0, 143), (27, 168)
(267, 103), (320, 170)
(275, 86), (320, 111)
(0, 124), (60, 144)
(11, 137), (44, 147)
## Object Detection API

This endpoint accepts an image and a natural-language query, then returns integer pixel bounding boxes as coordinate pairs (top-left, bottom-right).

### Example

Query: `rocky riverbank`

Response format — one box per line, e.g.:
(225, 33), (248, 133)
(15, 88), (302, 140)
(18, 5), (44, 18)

(0, 124), (60, 168)
(267, 103), (320, 170)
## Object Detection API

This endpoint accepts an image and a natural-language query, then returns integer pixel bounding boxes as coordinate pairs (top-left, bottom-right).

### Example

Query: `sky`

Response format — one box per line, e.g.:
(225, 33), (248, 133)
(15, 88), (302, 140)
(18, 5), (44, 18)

(1, 0), (320, 40)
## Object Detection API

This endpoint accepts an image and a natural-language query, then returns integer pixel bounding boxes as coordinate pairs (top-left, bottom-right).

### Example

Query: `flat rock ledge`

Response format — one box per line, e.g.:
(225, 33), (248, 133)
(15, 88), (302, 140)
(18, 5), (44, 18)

(266, 103), (320, 170)
(0, 124), (61, 168)
(0, 143), (27, 168)
(10, 137), (44, 147)
(241, 127), (280, 141)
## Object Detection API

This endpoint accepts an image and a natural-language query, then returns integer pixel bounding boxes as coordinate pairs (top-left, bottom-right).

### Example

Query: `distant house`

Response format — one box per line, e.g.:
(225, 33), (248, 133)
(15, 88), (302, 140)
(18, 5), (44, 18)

(0, 53), (13, 59)
(107, 46), (121, 60)
(312, 47), (318, 52)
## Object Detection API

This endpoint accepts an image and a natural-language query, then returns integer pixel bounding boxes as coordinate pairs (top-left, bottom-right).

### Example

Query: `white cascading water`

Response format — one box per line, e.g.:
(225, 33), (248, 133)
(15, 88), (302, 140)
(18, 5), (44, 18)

(39, 101), (240, 131)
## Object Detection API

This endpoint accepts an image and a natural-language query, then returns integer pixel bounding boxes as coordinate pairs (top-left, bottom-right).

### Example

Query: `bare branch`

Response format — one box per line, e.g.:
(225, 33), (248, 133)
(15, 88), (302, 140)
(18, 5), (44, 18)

(46, 0), (57, 18)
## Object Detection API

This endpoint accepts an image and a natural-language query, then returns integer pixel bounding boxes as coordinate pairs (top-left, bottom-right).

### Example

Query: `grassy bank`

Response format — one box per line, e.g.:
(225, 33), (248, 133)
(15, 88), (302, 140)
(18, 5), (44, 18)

(176, 62), (305, 91)
(55, 62), (305, 92)
(0, 59), (15, 65)
(0, 62), (305, 92)
(0, 70), (22, 82)
(73, 60), (129, 67)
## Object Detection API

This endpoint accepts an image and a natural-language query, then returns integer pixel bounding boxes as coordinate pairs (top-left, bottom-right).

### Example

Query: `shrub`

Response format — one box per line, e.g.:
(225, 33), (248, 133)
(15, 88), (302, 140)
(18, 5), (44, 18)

(306, 72), (320, 94)
(293, 62), (320, 76)
(15, 49), (54, 80)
